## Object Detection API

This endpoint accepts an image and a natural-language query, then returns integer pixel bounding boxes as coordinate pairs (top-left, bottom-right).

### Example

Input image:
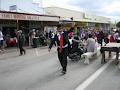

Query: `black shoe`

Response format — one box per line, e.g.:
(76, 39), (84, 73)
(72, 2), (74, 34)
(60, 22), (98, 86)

(24, 50), (26, 55)
(61, 71), (66, 74)
(19, 54), (23, 56)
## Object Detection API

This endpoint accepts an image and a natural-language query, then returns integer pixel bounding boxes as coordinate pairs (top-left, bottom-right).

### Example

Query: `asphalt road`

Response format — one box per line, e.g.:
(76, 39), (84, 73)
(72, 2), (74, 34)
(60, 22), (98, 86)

(0, 48), (120, 90)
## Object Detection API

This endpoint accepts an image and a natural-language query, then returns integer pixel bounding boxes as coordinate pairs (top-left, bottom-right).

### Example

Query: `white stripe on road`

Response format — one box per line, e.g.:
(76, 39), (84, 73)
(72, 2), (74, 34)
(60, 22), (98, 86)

(75, 55), (116, 90)
(35, 48), (39, 56)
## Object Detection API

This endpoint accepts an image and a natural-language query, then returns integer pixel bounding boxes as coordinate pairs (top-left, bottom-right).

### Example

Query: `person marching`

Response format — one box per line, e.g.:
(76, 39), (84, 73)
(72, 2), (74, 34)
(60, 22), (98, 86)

(48, 24), (69, 74)
(17, 30), (26, 56)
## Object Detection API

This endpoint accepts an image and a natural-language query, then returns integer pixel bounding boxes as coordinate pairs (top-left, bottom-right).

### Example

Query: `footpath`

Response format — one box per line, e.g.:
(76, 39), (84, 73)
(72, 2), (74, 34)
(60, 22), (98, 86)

(0, 46), (49, 54)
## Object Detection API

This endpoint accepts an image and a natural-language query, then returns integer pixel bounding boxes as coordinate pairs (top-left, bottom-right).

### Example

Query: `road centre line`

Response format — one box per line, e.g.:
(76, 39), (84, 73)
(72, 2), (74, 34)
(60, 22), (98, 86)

(75, 55), (116, 90)
(35, 48), (39, 56)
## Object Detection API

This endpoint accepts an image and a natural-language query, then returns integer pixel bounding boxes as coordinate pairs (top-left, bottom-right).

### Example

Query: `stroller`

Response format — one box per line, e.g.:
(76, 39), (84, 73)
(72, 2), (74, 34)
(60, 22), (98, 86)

(68, 37), (84, 61)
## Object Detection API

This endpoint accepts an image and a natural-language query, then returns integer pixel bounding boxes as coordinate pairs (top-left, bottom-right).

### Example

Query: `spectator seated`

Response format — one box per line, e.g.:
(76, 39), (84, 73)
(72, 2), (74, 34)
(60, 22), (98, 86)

(81, 46), (101, 65)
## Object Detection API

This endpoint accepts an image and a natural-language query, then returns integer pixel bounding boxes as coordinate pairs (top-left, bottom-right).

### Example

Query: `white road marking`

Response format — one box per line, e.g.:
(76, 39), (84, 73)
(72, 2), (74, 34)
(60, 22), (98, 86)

(35, 48), (39, 56)
(75, 55), (116, 90)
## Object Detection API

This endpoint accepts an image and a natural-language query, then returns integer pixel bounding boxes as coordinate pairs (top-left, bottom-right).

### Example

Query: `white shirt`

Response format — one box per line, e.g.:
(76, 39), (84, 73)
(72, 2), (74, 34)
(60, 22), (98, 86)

(51, 33), (55, 38)
(57, 32), (64, 40)
(0, 31), (3, 40)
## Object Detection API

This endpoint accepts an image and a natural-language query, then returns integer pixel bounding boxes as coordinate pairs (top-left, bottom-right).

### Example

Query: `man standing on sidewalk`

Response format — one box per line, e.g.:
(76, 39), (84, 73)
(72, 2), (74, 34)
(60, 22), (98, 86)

(48, 24), (69, 74)
(17, 30), (26, 56)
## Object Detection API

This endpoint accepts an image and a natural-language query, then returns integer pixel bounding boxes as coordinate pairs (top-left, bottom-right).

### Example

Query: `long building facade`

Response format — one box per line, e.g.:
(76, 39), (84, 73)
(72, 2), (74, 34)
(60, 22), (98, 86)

(0, 11), (59, 47)
(44, 7), (111, 31)
(0, 0), (112, 48)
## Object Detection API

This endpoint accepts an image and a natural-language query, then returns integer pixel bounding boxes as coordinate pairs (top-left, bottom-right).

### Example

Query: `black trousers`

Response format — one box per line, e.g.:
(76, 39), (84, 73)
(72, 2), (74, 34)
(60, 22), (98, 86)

(57, 48), (68, 72)
(33, 38), (37, 48)
(19, 46), (25, 55)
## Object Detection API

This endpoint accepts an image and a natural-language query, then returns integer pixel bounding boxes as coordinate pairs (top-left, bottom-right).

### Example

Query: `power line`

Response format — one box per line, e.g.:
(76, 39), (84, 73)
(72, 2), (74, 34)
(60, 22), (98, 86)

(18, 8), (29, 13)
(32, 8), (42, 14)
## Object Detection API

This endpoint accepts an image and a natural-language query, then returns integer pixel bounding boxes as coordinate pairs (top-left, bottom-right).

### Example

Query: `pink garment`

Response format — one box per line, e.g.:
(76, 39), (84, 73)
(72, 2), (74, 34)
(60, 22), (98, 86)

(68, 32), (73, 38)
(109, 35), (115, 42)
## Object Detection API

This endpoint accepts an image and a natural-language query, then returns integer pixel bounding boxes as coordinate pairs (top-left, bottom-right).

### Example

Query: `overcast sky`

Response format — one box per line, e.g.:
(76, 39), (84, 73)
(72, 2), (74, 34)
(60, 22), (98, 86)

(40, 0), (120, 20)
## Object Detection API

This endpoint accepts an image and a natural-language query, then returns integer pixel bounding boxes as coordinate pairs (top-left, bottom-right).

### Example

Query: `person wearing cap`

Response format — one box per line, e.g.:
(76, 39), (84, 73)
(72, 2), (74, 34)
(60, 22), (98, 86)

(48, 24), (69, 74)
(17, 30), (26, 56)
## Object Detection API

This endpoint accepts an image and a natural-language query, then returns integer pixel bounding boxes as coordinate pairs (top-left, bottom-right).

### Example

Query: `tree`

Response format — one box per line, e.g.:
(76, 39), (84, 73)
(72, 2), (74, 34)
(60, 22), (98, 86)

(116, 21), (120, 28)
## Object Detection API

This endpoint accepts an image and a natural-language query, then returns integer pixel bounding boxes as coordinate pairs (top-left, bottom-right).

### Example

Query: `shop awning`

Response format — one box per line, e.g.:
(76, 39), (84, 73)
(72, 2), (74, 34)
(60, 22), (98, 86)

(0, 11), (60, 21)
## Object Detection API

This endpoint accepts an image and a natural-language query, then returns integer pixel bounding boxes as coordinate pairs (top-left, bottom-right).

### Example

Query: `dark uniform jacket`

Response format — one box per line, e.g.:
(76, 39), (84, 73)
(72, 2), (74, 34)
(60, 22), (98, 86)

(18, 33), (25, 48)
(49, 31), (69, 49)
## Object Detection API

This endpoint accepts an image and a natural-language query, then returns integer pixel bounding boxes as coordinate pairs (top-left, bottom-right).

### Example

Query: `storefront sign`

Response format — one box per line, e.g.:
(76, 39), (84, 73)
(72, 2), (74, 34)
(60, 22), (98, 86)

(0, 13), (59, 21)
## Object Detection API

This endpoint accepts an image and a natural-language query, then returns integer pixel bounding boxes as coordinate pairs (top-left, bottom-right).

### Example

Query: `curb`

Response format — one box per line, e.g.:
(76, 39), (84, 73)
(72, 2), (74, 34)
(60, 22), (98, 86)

(0, 46), (49, 54)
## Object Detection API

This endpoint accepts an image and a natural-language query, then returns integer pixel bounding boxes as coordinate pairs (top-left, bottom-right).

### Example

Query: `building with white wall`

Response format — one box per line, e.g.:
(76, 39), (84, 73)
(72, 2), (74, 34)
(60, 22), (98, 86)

(45, 7), (83, 21)
(45, 7), (110, 23)
(44, 7), (111, 31)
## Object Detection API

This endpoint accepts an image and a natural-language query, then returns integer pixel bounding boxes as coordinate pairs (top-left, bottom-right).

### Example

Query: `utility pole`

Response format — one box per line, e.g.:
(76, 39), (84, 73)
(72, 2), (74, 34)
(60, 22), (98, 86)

(115, 20), (117, 29)
(41, 0), (45, 14)
(0, 0), (1, 10)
